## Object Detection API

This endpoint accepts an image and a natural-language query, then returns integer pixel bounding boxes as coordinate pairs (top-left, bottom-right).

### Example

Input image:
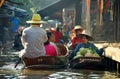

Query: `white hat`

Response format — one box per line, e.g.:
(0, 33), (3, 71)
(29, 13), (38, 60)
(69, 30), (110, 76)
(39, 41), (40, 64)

(81, 31), (94, 41)
(74, 25), (83, 30)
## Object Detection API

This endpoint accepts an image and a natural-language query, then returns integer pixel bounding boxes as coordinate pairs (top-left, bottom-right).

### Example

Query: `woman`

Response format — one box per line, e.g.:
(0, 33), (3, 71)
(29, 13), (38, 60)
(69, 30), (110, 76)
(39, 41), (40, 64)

(51, 26), (63, 43)
(68, 31), (108, 60)
(44, 31), (58, 56)
(71, 25), (84, 49)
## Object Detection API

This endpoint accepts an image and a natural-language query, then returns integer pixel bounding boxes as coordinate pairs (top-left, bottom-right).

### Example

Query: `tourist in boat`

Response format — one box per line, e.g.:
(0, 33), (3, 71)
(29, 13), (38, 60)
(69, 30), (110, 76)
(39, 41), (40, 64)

(44, 31), (58, 56)
(68, 31), (108, 60)
(51, 26), (63, 43)
(71, 25), (84, 49)
(19, 14), (48, 58)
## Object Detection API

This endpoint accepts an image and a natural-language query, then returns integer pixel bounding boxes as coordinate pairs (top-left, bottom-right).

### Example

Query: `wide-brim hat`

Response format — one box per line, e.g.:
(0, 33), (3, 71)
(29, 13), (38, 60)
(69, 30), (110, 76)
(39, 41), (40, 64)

(74, 25), (84, 30)
(81, 31), (94, 41)
(72, 25), (84, 34)
(26, 14), (46, 24)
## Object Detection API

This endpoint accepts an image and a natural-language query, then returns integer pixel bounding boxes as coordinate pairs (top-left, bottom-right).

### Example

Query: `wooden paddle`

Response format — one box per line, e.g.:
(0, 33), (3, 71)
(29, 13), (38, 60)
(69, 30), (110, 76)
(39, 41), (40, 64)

(14, 58), (21, 68)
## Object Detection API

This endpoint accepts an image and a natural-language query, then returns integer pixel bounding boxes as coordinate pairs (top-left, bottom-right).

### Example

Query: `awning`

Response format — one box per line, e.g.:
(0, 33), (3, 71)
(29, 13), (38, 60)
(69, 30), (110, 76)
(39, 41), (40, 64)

(1, 3), (29, 17)
(0, 0), (28, 17)
(37, 0), (76, 18)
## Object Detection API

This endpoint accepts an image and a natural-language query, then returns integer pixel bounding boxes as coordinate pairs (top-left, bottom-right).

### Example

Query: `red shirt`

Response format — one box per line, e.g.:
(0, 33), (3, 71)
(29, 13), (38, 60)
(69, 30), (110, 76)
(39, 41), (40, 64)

(71, 36), (82, 49)
(51, 30), (63, 43)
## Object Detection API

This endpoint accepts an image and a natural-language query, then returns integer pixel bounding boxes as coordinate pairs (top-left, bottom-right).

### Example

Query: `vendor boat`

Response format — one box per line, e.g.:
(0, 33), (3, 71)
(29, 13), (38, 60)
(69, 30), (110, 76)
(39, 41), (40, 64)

(69, 57), (105, 70)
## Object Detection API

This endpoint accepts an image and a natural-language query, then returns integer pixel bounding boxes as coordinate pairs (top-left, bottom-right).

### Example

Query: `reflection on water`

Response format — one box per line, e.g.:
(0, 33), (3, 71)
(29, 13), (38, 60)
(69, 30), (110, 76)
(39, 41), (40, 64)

(0, 68), (120, 79)
(0, 51), (120, 79)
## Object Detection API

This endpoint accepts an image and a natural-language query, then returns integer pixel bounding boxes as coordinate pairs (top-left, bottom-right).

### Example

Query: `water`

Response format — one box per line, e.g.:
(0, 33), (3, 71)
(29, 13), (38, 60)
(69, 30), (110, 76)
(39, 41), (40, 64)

(0, 51), (120, 79)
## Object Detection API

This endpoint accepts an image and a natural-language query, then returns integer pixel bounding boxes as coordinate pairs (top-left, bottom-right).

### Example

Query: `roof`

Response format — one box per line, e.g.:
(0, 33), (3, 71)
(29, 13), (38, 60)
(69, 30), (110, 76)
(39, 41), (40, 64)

(0, 0), (28, 18)
(37, 0), (77, 18)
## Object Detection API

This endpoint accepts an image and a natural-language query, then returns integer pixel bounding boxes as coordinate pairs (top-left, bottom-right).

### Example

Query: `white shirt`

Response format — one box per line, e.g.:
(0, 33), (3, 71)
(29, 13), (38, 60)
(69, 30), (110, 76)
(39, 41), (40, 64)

(19, 25), (48, 58)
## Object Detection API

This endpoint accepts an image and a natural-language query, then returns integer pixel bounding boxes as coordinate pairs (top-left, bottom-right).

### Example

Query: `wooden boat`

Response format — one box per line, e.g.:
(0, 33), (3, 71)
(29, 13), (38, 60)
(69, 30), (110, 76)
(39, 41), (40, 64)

(23, 56), (68, 69)
(18, 43), (69, 69)
(69, 57), (105, 70)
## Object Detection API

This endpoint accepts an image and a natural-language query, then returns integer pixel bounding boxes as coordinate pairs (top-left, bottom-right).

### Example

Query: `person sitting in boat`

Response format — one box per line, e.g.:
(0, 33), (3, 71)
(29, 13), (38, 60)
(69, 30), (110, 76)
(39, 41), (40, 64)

(45, 28), (67, 56)
(44, 31), (58, 56)
(12, 26), (25, 51)
(51, 26), (64, 43)
(19, 14), (48, 58)
(68, 31), (109, 60)
(71, 25), (84, 49)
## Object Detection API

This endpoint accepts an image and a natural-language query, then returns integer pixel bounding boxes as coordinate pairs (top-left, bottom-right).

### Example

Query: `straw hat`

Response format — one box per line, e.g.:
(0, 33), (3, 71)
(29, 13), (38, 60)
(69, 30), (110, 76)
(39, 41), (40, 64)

(81, 31), (94, 41)
(74, 25), (83, 30)
(26, 14), (46, 24)
(72, 25), (84, 34)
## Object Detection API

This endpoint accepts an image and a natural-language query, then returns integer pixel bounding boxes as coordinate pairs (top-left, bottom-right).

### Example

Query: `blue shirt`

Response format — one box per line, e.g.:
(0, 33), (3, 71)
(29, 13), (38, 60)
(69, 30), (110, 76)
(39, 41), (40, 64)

(68, 42), (104, 60)
(9, 17), (20, 32)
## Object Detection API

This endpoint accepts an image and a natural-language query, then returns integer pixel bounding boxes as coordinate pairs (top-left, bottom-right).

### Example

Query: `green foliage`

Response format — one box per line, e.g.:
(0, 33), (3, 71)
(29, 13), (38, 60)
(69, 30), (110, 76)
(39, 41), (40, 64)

(74, 54), (83, 59)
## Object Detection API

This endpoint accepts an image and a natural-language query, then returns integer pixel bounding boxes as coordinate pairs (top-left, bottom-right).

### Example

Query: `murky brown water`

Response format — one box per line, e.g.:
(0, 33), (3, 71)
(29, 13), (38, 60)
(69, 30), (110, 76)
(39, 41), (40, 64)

(0, 51), (120, 79)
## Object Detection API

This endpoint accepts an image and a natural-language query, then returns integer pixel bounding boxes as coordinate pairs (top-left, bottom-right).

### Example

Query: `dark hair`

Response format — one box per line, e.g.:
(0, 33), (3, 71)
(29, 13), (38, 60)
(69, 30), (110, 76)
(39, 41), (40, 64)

(46, 31), (52, 40)
(75, 29), (83, 33)
(44, 31), (52, 45)
(56, 27), (60, 33)
(82, 35), (90, 40)
(85, 35), (90, 40)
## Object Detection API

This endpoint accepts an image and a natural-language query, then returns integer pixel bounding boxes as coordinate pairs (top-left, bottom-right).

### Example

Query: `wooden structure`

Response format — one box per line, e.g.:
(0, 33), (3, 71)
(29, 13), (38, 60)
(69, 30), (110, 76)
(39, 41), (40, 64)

(69, 57), (105, 70)
(37, 0), (120, 41)
(37, 0), (75, 21)
(0, 0), (28, 44)
(21, 43), (68, 70)
(95, 43), (120, 73)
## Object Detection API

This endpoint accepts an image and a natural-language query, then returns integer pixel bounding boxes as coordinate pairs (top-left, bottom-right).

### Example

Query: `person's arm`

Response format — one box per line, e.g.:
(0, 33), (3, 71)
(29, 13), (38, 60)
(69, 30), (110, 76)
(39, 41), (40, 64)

(21, 30), (26, 47)
(68, 43), (82, 60)
(89, 43), (104, 56)
(98, 43), (109, 56)
(43, 30), (48, 43)
(71, 37), (77, 49)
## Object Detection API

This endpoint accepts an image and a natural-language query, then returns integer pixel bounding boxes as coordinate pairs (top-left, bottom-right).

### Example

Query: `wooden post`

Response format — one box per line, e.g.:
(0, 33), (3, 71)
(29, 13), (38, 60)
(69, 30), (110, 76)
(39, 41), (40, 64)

(116, 62), (119, 73)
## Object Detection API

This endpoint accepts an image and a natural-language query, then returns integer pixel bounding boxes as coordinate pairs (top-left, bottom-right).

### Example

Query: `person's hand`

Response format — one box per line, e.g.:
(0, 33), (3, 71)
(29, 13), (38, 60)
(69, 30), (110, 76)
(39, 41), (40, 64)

(103, 43), (109, 49)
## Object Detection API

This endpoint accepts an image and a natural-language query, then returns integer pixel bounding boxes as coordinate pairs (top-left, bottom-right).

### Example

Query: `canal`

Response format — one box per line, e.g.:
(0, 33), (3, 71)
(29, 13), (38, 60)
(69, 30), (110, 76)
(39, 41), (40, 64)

(0, 51), (120, 79)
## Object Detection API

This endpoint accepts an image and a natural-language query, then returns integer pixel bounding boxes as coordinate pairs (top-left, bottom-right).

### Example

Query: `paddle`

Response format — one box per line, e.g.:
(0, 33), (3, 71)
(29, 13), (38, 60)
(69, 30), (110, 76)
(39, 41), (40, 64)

(14, 58), (21, 68)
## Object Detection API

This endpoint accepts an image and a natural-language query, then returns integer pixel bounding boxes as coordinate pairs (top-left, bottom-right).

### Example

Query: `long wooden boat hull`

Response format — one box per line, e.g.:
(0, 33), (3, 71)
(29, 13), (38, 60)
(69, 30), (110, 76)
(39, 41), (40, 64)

(22, 56), (67, 69)
(69, 57), (105, 70)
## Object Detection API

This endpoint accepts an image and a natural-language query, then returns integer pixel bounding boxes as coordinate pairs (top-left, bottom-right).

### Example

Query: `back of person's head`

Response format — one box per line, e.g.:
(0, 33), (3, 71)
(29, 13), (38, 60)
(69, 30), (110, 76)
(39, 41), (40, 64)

(46, 31), (52, 40)
(56, 26), (60, 33)
(44, 31), (52, 45)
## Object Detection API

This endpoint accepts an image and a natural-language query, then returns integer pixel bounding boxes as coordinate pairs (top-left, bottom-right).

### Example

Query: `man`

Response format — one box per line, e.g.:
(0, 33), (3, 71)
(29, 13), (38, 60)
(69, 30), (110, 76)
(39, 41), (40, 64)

(19, 14), (48, 58)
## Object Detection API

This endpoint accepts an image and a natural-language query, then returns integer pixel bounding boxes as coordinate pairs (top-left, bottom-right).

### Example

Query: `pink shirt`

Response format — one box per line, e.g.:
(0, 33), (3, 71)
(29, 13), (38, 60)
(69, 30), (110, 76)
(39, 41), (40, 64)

(45, 44), (58, 56)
